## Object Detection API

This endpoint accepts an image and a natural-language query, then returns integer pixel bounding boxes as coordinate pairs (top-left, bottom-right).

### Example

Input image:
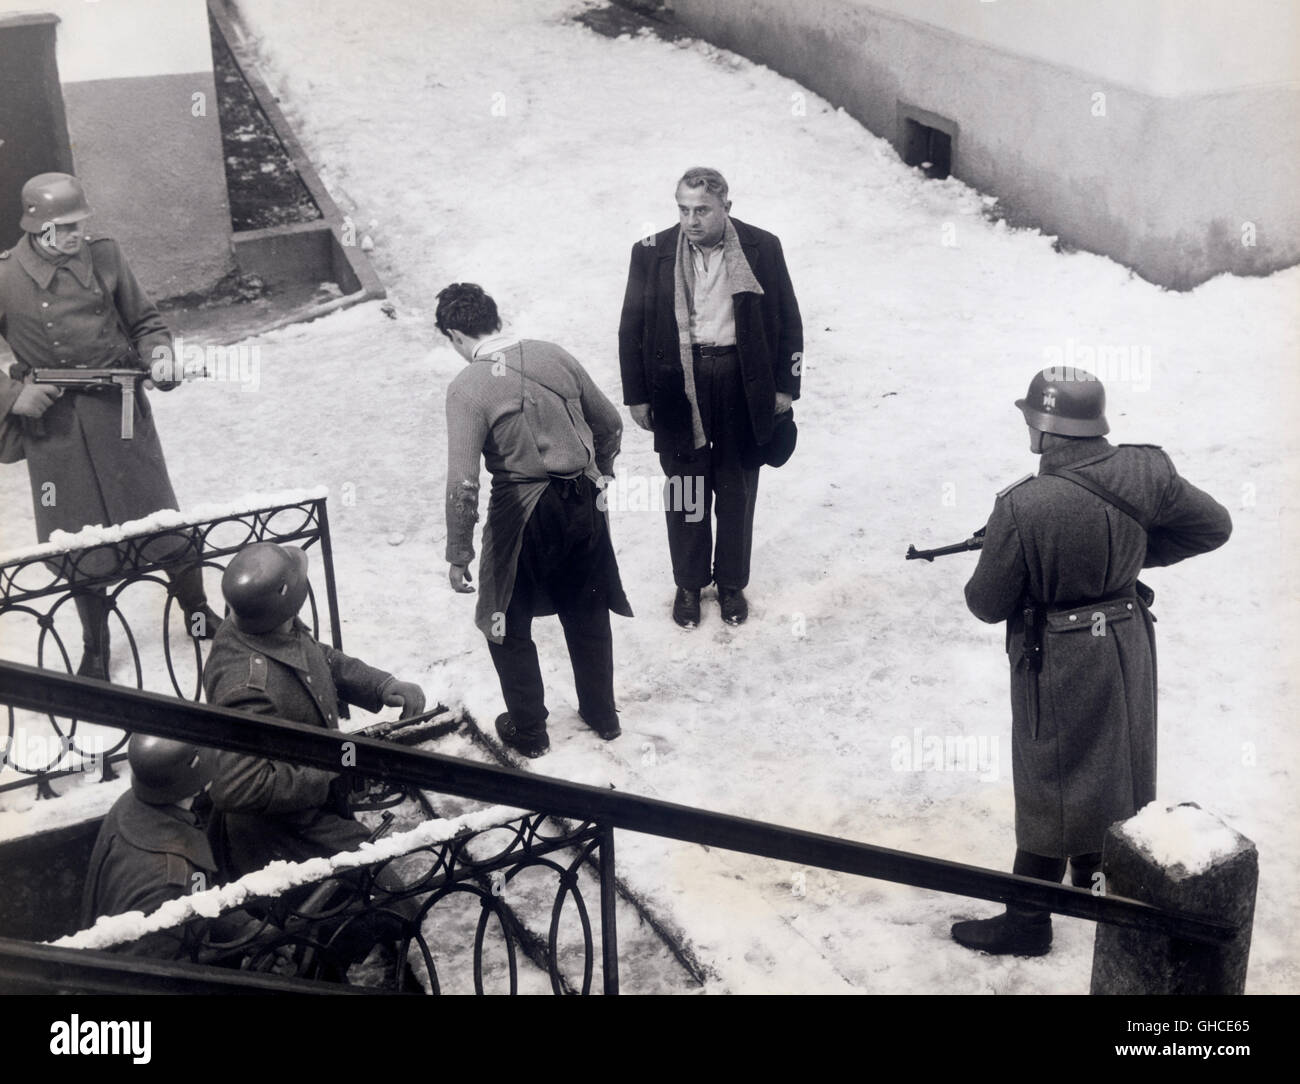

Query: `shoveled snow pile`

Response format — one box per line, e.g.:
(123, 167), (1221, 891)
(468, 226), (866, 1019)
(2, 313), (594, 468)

(0, 487), (330, 566)
(1120, 801), (1245, 877)
(52, 803), (523, 951)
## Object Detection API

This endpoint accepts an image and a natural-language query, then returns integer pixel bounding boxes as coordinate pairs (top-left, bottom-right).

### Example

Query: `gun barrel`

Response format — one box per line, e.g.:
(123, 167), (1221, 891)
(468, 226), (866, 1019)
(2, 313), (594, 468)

(905, 536), (985, 561)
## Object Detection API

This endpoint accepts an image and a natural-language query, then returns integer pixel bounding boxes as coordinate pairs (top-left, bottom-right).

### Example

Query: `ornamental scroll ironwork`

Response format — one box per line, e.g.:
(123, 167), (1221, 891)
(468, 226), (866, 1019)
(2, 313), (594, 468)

(0, 497), (344, 796)
(138, 812), (616, 995)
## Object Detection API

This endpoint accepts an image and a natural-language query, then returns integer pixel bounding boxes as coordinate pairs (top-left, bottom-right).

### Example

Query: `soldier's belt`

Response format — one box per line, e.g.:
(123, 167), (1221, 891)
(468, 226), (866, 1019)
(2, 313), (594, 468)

(1045, 596), (1138, 634)
(32, 367), (144, 439)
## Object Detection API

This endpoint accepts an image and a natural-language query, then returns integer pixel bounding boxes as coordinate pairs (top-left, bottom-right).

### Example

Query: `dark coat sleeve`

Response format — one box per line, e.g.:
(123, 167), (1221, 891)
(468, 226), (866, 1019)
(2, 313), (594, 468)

(206, 683), (337, 815)
(965, 495), (1029, 624)
(617, 241), (651, 407)
(1144, 453), (1233, 568)
(769, 236), (804, 399)
(321, 646), (394, 713)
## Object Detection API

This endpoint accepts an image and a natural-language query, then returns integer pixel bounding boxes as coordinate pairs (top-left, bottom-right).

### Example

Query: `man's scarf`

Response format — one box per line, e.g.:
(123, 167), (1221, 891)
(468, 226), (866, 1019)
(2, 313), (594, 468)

(673, 217), (764, 450)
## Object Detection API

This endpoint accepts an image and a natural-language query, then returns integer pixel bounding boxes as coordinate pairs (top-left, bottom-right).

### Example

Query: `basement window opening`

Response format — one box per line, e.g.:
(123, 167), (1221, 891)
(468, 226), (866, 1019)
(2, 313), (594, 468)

(903, 119), (951, 179)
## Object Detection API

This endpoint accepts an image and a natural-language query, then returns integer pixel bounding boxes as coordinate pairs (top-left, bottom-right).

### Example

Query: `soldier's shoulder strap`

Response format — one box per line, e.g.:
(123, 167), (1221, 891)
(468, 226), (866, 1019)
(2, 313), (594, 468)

(997, 473), (1034, 498)
(1041, 464), (1153, 532)
(246, 654), (269, 691)
(1120, 442), (1162, 450)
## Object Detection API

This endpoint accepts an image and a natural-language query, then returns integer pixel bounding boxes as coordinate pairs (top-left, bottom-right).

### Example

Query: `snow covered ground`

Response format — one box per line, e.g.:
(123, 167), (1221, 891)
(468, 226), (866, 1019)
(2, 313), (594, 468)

(2, 0), (1296, 993)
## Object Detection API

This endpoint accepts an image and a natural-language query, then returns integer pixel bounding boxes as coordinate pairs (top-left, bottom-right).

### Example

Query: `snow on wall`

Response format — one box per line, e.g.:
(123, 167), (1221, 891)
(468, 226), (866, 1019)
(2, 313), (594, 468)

(54, 803), (525, 951)
(0, 487), (330, 566)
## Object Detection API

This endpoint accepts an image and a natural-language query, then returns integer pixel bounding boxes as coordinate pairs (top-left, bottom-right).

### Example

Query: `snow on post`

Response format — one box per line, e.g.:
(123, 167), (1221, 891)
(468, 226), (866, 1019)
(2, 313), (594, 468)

(1090, 801), (1256, 995)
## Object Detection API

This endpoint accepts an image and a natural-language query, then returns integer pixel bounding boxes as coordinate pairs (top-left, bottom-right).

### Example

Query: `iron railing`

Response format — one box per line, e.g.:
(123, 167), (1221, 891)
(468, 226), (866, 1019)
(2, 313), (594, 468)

(136, 810), (615, 994)
(0, 659), (1239, 995)
(0, 494), (342, 795)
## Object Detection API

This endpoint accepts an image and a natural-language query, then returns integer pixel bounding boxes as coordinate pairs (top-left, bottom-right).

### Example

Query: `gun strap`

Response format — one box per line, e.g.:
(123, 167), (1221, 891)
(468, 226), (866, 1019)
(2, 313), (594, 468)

(89, 249), (141, 366)
(1041, 459), (1152, 532)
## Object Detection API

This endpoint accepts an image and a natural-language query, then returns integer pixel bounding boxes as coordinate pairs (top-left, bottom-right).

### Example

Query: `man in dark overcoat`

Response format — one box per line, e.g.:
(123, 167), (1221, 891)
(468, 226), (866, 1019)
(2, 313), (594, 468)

(953, 366), (1232, 956)
(618, 167), (802, 628)
(0, 173), (217, 678)
(202, 542), (426, 877)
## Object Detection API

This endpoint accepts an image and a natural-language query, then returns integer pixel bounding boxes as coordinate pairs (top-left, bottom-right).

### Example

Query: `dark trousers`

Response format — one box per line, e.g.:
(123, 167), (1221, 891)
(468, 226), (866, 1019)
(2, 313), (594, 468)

(658, 348), (760, 590)
(1010, 848), (1104, 921)
(486, 476), (616, 739)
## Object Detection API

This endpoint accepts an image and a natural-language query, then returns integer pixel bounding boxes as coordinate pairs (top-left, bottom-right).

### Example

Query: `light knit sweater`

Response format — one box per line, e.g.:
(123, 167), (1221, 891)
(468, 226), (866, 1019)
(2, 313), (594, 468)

(443, 338), (624, 640)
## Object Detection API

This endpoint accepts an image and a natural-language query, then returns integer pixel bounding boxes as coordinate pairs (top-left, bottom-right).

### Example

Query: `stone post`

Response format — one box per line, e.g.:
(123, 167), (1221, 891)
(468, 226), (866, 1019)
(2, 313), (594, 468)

(1091, 801), (1256, 995)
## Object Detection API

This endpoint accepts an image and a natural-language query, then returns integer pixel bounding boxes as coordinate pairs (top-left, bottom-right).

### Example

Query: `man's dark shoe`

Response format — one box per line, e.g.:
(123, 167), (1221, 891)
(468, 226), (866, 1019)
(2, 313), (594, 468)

(718, 586), (748, 626)
(951, 911), (1052, 957)
(579, 711), (621, 741)
(672, 587), (701, 629)
(494, 713), (549, 758)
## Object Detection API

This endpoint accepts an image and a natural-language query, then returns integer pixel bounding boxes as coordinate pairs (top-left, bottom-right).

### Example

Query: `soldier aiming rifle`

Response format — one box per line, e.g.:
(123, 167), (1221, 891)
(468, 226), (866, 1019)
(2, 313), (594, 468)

(915, 366), (1231, 957)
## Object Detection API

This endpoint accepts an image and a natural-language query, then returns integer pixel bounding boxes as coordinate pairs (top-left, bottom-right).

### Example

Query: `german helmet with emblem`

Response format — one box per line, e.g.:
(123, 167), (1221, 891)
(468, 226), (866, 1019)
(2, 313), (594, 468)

(128, 735), (211, 805)
(221, 543), (311, 634)
(1016, 366), (1108, 437)
(19, 172), (92, 234)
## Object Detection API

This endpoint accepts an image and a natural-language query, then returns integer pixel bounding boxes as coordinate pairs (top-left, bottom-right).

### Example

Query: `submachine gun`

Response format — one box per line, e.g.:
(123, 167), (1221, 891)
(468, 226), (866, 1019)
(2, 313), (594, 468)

(904, 525), (1044, 700)
(905, 526), (985, 562)
(33, 367), (145, 439)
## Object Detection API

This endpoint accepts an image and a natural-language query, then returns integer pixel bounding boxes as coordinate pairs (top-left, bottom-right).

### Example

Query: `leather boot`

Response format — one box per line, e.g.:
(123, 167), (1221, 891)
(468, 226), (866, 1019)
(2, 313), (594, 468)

(1070, 851), (1104, 889)
(73, 590), (111, 680)
(951, 849), (1063, 956)
(951, 909), (1052, 956)
(169, 563), (222, 640)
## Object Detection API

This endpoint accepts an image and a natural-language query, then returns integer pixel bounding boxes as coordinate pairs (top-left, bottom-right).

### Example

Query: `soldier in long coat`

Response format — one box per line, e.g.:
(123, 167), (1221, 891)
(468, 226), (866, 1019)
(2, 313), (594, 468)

(201, 542), (426, 878)
(953, 367), (1232, 956)
(0, 173), (216, 678)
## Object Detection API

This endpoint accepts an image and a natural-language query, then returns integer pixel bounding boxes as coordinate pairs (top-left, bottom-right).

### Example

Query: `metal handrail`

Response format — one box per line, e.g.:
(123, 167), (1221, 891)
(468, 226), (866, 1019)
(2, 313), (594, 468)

(0, 659), (1237, 948)
(0, 936), (384, 995)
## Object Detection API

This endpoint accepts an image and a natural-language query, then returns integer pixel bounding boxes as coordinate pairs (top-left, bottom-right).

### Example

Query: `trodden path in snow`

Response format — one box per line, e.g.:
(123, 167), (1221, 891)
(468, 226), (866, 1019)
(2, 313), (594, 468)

(2, 0), (1296, 992)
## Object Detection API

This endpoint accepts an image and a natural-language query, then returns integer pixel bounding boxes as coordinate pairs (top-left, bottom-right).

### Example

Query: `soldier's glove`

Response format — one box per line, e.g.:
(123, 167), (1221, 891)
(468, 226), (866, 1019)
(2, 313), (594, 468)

(11, 383), (61, 418)
(381, 678), (426, 720)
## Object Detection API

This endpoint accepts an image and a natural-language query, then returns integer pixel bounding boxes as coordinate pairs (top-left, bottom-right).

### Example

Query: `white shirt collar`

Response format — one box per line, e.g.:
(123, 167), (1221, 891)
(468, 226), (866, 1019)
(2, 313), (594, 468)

(472, 332), (520, 360)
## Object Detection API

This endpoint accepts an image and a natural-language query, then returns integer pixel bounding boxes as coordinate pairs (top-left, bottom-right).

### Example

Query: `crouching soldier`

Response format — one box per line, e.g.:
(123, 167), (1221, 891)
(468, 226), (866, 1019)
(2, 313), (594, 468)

(201, 542), (426, 877)
(80, 734), (221, 958)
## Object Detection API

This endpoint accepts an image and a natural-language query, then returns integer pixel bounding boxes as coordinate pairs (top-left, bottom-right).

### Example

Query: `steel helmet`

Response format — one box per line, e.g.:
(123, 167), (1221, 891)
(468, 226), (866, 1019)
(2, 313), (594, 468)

(19, 172), (92, 234)
(221, 543), (310, 634)
(129, 735), (210, 805)
(1015, 366), (1108, 437)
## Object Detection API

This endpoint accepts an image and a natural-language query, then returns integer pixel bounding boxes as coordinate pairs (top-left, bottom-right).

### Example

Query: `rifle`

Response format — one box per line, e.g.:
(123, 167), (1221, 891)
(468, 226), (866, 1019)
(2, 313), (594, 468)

(905, 526), (986, 562)
(32, 367), (144, 439)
